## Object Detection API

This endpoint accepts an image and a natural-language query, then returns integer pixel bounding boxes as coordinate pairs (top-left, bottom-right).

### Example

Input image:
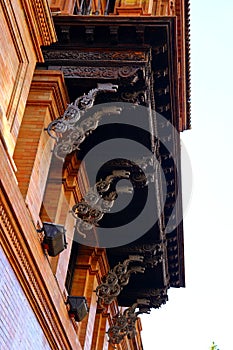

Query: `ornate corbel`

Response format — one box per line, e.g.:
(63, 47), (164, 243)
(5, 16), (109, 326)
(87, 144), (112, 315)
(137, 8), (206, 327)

(71, 170), (131, 237)
(107, 299), (151, 346)
(94, 256), (145, 309)
(45, 83), (119, 160)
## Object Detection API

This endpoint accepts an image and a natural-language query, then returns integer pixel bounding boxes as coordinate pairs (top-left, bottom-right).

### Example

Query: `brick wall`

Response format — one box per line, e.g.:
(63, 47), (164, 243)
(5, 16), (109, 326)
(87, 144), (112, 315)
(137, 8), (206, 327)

(0, 244), (51, 350)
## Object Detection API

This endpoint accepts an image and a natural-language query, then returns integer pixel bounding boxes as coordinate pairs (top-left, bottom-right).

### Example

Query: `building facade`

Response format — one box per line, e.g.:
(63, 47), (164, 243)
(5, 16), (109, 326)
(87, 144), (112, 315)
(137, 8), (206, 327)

(0, 1), (190, 349)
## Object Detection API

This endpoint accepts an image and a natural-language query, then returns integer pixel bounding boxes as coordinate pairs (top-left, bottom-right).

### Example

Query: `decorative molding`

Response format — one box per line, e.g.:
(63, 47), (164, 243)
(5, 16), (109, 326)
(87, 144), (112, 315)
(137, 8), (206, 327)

(56, 65), (140, 79)
(29, 70), (69, 119)
(43, 50), (148, 62)
(21, 0), (57, 60)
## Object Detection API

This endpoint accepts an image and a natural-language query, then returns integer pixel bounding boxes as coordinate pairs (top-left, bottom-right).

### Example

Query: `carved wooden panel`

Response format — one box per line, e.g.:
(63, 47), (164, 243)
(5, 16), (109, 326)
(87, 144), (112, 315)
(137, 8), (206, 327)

(43, 49), (148, 62)
(50, 65), (140, 79)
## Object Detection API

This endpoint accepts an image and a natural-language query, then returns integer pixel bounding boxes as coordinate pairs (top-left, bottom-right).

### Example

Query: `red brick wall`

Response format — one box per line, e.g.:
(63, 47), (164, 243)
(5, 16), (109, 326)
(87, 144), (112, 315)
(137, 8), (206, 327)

(0, 244), (51, 350)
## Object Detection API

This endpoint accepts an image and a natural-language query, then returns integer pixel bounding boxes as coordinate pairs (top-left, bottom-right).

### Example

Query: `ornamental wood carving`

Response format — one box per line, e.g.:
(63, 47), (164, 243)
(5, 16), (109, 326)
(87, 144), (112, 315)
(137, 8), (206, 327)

(58, 66), (140, 79)
(95, 256), (145, 309)
(43, 50), (148, 62)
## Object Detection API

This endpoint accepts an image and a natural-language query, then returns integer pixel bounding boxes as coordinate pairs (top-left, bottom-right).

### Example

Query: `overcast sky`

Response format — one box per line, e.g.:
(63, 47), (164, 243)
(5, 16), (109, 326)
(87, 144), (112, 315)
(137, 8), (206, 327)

(141, 1), (233, 349)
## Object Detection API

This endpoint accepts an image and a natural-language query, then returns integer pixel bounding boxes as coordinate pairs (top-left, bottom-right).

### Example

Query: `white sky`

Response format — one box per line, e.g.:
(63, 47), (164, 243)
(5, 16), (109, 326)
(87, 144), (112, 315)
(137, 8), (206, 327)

(141, 1), (233, 349)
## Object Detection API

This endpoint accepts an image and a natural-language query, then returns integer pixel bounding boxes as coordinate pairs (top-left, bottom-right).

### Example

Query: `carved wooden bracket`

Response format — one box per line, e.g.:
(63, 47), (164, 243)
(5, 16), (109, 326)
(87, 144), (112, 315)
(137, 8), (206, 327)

(95, 256), (146, 309)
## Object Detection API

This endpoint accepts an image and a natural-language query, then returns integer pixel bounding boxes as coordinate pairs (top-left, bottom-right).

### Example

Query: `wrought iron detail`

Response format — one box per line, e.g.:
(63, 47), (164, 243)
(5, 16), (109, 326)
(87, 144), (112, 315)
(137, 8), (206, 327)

(107, 299), (151, 345)
(94, 256), (145, 308)
(45, 83), (118, 159)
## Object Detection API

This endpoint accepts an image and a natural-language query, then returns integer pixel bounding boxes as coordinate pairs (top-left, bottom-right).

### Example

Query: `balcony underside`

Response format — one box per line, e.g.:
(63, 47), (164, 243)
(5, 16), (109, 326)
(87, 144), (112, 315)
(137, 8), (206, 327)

(40, 16), (185, 308)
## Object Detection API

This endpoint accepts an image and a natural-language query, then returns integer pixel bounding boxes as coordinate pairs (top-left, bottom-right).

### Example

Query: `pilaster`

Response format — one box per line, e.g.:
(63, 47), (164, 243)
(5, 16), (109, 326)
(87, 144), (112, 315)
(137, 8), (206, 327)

(13, 70), (68, 226)
(71, 246), (110, 349)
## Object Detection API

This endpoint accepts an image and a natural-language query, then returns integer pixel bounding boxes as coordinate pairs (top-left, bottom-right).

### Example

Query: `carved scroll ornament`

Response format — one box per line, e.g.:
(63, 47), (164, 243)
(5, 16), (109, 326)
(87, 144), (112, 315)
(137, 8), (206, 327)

(72, 170), (131, 238)
(43, 50), (147, 62)
(45, 83), (119, 160)
(94, 256), (145, 309)
(107, 299), (151, 345)
(59, 66), (140, 80)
